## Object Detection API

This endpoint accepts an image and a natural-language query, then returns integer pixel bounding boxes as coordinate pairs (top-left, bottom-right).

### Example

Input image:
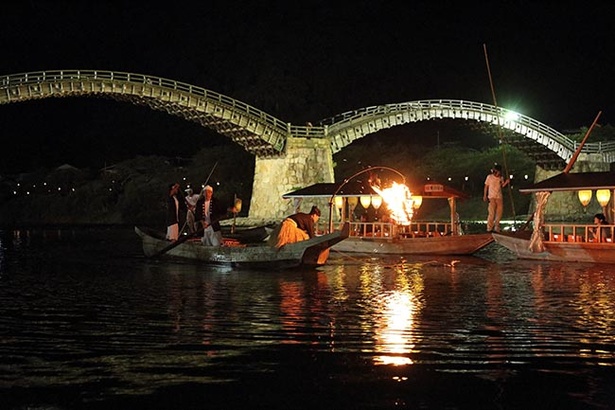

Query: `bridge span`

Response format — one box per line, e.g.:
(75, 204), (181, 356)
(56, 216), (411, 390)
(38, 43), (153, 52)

(2, 69), (614, 219)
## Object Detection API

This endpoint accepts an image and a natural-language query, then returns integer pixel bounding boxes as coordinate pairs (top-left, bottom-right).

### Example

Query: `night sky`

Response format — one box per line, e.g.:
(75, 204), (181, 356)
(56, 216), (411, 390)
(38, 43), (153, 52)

(1, 1), (613, 173)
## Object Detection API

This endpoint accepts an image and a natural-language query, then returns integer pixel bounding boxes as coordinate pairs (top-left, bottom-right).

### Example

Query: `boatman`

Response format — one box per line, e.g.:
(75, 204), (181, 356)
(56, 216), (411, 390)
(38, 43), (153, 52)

(195, 185), (229, 246)
(483, 164), (510, 233)
(165, 182), (184, 241)
(272, 205), (321, 248)
(184, 188), (200, 234)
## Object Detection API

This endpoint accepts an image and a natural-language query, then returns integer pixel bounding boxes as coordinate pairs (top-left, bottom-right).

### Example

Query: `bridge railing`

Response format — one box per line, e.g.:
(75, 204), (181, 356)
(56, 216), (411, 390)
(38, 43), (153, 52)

(318, 99), (615, 155)
(1, 69), (291, 136)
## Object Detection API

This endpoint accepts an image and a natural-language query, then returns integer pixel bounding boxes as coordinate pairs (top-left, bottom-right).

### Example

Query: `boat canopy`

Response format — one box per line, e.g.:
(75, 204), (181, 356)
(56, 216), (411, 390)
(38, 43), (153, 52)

(282, 181), (469, 199)
(519, 171), (615, 193)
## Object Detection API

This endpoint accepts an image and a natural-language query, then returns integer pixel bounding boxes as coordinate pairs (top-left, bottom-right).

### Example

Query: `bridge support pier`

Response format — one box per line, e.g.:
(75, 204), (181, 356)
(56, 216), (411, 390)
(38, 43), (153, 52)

(249, 137), (334, 222)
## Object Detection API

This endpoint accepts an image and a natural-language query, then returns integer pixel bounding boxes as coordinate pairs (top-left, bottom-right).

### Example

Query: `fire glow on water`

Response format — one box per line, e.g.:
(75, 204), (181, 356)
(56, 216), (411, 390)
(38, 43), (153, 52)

(371, 182), (416, 225)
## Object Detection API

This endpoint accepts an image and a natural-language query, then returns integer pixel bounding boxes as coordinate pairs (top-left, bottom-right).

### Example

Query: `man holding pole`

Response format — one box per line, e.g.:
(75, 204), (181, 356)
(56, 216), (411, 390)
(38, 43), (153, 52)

(483, 164), (509, 233)
(195, 185), (229, 246)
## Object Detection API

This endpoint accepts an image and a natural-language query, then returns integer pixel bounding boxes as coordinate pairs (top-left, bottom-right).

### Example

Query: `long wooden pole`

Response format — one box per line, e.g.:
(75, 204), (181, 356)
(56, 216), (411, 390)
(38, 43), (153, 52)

(483, 44), (517, 223)
(562, 111), (602, 173)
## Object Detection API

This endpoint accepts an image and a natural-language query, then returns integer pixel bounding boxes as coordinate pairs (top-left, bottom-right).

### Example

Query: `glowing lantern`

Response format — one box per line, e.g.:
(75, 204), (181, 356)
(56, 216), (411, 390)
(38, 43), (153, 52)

(347, 196), (359, 221)
(334, 196), (344, 210)
(596, 189), (611, 216)
(411, 195), (423, 209)
(577, 190), (592, 207)
(371, 196), (383, 209)
(360, 195), (371, 209)
(233, 198), (242, 213)
(596, 189), (611, 207)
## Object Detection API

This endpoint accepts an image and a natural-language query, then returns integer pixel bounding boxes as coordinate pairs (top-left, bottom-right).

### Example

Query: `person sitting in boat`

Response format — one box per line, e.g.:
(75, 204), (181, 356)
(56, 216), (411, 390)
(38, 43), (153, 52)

(272, 205), (321, 248)
(194, 185), (229, 247)
(589, 213), (610, 242)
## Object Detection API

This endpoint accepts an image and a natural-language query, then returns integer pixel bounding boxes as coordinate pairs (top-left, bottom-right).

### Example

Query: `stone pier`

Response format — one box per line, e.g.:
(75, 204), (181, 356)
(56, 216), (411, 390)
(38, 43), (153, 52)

(248, 137), (334, 221)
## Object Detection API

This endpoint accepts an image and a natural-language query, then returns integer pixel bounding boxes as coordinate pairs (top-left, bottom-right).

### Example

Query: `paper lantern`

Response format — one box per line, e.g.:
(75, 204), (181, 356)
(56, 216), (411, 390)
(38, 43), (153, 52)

(412, 195), (423, 209)
(334, 196), (344, 210)
(360, 195), (371, 209)
(371, 196), (382, 209)
(577, 190), (592, 207)
(596, 189), (611, 207)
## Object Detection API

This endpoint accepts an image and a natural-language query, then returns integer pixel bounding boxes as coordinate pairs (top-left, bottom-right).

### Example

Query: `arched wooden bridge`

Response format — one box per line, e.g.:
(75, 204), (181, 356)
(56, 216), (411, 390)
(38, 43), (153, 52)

(2, 69), (614, 169)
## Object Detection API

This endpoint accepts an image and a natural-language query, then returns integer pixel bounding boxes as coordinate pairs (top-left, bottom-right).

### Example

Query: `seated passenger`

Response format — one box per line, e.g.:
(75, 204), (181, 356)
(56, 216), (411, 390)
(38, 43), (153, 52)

(270, 205), (321, 248)
(589, 213), (610, 242)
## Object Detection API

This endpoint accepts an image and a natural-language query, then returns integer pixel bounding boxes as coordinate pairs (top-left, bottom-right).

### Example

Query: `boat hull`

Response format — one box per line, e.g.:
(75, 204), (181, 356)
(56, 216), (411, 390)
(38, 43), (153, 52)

(492, 232), (615, 263)
(135, 223), (349, 268)
(332, 233), (493, 255)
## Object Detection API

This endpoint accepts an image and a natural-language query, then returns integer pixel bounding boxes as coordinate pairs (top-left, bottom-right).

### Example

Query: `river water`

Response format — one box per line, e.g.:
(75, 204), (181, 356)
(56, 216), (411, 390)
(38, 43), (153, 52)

(1, 226), (614, 409)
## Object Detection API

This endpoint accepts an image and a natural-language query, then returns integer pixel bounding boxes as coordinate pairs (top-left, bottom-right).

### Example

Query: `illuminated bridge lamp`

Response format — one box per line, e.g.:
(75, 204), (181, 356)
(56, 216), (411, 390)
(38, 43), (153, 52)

(577, 190), (592, 210)
(360, 195), (371, 209)
(371, 195), (383, 210)
(596, 189), (611, 217)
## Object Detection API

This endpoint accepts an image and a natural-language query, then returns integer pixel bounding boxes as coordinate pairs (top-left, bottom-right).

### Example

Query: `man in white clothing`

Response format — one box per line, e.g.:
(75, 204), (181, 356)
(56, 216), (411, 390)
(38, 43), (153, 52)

(483, 164), (510, 233)
(184, 188), (200, 234)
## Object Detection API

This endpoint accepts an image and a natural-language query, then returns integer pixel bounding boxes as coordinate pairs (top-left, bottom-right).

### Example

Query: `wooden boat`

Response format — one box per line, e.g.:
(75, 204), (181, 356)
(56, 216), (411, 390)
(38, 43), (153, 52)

(333, 221), (494, 255)
(282, 181), (493, 255)
(135, 222), (349, 268)
(220, 223), (274, 243)
(492, 170), (615, 263)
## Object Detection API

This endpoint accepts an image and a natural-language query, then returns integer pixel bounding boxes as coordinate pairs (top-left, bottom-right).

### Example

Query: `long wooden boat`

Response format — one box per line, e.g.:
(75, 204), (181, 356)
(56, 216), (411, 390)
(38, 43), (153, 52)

(283, 181), (493, 255)
(492, 170), (615, 263)
(220, 223), (274, 243)
(492, 228), (615, 263)
(135, 222), (349, 269)
(332, 221), (494, 255)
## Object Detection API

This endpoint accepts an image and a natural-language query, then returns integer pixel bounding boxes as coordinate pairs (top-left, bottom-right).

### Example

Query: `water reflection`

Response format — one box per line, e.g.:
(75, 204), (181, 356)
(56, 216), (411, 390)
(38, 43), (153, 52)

(2, 228), (615, 409)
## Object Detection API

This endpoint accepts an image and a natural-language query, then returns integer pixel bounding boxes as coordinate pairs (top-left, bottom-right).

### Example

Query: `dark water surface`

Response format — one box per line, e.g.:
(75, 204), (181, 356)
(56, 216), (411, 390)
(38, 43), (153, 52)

(1, 227), (614, 409)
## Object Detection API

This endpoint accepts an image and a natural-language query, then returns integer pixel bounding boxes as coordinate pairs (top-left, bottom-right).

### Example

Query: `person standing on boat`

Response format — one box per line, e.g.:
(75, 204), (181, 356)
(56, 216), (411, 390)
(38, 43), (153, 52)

(195, 185), (228, 246)
(165, 183), (184, 241)
(483, 164), (509, 233)
(272, 205), (321, 248)
(184, 188), (200, 234)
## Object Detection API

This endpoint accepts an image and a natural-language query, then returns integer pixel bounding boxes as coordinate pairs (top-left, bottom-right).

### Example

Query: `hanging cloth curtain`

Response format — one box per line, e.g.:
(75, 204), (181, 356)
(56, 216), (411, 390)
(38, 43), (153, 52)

(529, 191), (550, 253)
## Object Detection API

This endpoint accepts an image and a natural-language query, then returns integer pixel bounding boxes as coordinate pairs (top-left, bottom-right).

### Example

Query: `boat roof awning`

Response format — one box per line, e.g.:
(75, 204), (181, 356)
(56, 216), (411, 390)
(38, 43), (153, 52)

(282, 182), (469, 199)
(282, 182), (377, 198)
(519, 171), (615, 193)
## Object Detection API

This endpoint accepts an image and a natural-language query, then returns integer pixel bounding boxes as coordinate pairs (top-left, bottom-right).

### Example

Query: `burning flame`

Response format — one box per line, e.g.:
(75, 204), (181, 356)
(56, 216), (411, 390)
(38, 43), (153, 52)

(371, 182), (415, 225)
